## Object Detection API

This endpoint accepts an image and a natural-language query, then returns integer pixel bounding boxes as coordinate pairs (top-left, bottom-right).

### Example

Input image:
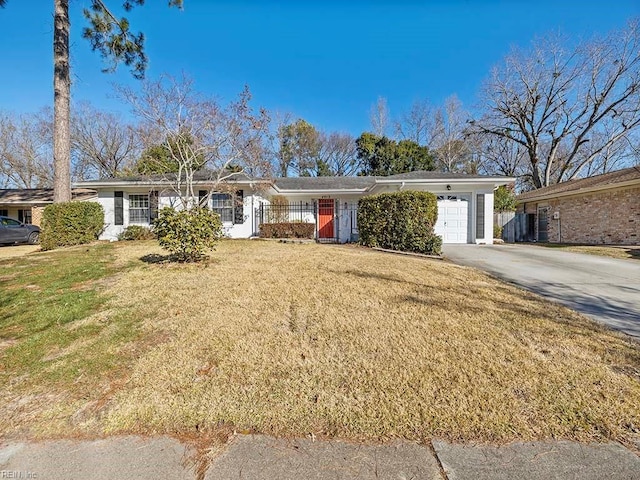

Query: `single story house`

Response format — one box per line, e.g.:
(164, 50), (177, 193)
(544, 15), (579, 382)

(515, 166), (640, 244)
(74, 170), (514, 244)
(0, 188), (97, 226)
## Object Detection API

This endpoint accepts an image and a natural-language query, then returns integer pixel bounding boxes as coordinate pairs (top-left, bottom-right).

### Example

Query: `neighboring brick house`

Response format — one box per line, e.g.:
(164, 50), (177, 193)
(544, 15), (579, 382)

(516, 166), (640, 245)
(0, 189), (97, 226)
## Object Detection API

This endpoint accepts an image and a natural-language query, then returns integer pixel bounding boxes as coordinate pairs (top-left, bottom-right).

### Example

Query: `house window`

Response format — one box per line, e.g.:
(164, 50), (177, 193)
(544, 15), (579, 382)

(129, 194), (150, 223)
(0, 209), (7, 217)
(211, 193), (233, 223)
(18, 209), (32, 224)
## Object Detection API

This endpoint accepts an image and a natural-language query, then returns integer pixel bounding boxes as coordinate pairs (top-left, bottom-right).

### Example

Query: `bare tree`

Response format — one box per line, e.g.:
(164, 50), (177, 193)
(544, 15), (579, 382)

(317, 132), (359, 176)
(471, 20), (640, 188)
(431, 95), (473, 172)
(117, 75), (270, 208)
(0, 111), (53, 188)
(71, 102), (141, 179)
(394, 98), (436, 146)
(370, 96), (390, 137)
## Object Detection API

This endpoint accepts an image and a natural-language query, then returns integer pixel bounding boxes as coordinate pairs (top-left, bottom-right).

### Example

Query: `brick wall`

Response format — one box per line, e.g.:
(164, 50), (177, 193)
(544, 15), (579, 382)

(544, 186), (639, 245)
(31, 206), (44, 227)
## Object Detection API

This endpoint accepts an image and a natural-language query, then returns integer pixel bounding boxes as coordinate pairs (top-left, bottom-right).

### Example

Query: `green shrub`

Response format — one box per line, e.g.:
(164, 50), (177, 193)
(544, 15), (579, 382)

(118, 225), (156, 241)
(153, 207), (223, 262)
(493, 224), (503, 239)
(494, 185), (517, 212)
(260, 222), (315, 239)
(358, 190), (441, 255)
(40, 202), (104, 251)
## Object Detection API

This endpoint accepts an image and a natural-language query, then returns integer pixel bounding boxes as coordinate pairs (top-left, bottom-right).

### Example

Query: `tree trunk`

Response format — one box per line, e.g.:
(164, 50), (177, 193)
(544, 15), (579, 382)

(53, 0), (71, 202)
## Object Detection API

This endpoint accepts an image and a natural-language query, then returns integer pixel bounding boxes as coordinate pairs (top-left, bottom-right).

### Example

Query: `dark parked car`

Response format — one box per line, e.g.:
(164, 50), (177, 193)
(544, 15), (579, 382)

(0, 216), (40, 245)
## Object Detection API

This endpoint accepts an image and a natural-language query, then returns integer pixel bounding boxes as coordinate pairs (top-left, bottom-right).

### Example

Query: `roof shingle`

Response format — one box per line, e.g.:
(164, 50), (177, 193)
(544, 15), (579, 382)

(0, 188), (96, 204)
(517, 166), (640, 202)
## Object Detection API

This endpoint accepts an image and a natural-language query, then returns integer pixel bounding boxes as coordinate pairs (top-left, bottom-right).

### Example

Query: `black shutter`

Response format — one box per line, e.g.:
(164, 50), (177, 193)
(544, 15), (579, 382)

(198, 190), (208, 208)
(234, 190), (244, 224)
(114, 191), (124, 226)
(476, 194), (485, 239)
(18, 210), (24, 223)
(149, 191), (159, 221)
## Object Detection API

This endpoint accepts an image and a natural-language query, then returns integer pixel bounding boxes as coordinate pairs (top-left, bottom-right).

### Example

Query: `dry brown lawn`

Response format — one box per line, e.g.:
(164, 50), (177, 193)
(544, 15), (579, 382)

(0, 244), (40, 259)
(537, 243), (640, 261)
(2, 240), (639, 447)
(103, 240), (640, 445)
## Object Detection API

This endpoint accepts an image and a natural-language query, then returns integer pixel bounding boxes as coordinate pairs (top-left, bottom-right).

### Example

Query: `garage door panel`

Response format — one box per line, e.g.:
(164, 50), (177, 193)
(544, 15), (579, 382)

(435, 199), (468, 244)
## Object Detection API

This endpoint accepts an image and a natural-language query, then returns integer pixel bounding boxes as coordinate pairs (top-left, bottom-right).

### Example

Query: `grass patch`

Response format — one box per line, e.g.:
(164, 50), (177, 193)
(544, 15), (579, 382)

(2, 240), (639, 447)
(535, 243), (640, 261)
(0, 243), (145, 438)
(102, 241), (640, 445)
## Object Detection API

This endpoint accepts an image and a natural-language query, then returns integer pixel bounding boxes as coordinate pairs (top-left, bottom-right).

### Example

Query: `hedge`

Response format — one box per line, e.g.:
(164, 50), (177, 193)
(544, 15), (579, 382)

(118, 225), (156, 241)
(358, 190), (442, 255)
(40, 202), (105, 251)
(260, 222), (315, 239)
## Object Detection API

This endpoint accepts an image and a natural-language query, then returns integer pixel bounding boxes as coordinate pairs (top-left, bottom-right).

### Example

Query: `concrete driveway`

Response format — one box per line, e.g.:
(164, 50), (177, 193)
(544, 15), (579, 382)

(442, 244), (640, 338)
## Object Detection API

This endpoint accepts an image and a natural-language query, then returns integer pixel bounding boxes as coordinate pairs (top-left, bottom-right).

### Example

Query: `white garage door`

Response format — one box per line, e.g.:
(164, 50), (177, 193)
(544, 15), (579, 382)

(435, 198), (468, 244)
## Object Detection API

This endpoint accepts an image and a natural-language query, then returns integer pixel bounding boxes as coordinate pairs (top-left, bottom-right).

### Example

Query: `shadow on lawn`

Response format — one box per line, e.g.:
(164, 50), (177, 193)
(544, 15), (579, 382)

(140, 253), (175, 264)
(626, 249), (640, 259)
(139, 253), (221, 265)
(334, 266), (637, 340)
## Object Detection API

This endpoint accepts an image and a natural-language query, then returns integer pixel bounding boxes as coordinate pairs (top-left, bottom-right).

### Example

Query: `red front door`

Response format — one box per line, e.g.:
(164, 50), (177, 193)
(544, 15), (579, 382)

(318, 199), (334, 239)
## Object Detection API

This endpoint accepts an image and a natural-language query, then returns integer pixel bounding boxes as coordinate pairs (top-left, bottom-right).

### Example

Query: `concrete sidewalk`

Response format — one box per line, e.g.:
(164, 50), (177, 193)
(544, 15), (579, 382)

(1, 434), (639, 479)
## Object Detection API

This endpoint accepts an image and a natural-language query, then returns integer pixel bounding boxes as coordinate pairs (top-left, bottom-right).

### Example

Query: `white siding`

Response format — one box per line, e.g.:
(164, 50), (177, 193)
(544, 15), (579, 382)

(93, 187), (265, 241)
(86, 181), (501, 244)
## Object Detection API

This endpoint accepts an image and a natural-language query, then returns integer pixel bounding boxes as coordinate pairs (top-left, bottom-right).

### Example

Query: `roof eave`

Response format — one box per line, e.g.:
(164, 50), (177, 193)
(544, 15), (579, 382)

(273, 188), (370, 195)
(73, 179), (270, 189)
(374, 177), (516, 185)
(516, 178), (640, 203)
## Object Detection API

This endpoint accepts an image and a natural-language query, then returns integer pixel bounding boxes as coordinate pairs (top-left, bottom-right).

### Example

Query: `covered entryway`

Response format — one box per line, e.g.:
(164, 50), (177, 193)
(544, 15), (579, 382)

(435, 196), (469, 243)
(318, 199), (335, 239)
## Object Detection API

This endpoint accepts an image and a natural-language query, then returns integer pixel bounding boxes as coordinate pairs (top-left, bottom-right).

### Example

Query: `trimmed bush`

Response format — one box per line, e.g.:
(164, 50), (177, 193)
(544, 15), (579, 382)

(40, 202), (104, 251)
(118, 225), (156, 241)
(358, 190), (441, 255)
(153, 207), (223, 262)
(260, 222), (315, 239)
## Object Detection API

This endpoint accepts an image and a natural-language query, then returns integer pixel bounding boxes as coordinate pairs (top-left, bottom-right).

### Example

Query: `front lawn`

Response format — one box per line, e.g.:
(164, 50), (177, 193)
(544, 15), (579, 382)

(1, 240), (639, 447)
(535, 243), (640, 261)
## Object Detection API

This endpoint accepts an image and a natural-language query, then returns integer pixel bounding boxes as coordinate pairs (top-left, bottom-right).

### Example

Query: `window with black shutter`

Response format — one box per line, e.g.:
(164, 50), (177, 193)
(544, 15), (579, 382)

(114, 191), (124, 225)
(234, 190), (244, 224)
(198, 190), (208, 208)
(476, 194), (485, 239)
(18, 209), (32, 224)
(149, 191), (159, 221)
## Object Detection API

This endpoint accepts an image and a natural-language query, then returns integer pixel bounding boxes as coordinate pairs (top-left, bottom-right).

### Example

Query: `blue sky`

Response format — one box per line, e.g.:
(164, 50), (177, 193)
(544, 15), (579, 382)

(1, 0), (639, 136)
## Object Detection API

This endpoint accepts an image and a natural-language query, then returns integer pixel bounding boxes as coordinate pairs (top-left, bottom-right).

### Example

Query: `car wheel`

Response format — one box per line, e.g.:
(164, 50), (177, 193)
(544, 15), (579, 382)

(28, 232), (40, 245)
